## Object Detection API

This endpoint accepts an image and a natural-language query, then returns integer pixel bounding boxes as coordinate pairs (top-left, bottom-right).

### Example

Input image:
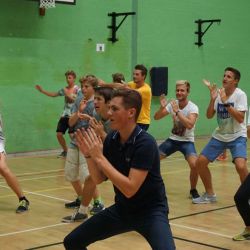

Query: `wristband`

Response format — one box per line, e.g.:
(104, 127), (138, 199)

(176, 110), (180, 116)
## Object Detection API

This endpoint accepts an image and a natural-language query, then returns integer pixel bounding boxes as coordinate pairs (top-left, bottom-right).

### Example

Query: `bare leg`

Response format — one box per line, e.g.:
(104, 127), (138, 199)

(81, 175), (97, 207)
(186, 155), (198, 190)
(196, 155), (214, 195)
(0, 153), (24, 198)
(56, 132), (67, 152)
(71, 180), (83, 197)
(234, 158), (249, 183)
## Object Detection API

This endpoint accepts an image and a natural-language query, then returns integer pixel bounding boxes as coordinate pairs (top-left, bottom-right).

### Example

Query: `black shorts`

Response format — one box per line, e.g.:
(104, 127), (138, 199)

(56, 117), (70, 134)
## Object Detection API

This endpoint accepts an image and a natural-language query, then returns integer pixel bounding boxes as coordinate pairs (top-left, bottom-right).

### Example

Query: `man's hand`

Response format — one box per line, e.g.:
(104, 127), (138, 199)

(203, 79), (218, 100)
(35, 85), (43, 92)
(89, 118), (105, 138)
(75, 129), (90, 157)
(77, 112), (91, 120)
(79, 99), (87, 112)
(78, 128), (103, 158)
(159, 94), (168, 109)
(218, 88), (228, 103)
(170, 100), (179, 113)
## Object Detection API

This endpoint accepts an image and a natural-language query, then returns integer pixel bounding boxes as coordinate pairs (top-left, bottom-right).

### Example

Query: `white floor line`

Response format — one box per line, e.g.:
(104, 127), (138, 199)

(15, 169), (64, 177)
(170, 222), (232, 239)
(0, 174), (65, 184)
(0, 223), (66, 237)
(0, 184), (71, 202)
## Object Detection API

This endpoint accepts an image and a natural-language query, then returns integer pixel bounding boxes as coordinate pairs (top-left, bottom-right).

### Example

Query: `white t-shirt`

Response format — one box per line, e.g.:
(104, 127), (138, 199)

(0, 114), (4, 141)
(247, 106), (250, 126)
(0, 114), (5, 152)
(166, 100), (198, 142)
(212, 88), (247, 142)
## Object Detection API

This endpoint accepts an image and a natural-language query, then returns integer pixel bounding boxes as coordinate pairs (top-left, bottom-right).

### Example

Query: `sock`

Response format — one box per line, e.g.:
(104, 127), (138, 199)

(78, 204), (88, 214)
(93, 197), (102, 204)
(19, 196), (29, 202)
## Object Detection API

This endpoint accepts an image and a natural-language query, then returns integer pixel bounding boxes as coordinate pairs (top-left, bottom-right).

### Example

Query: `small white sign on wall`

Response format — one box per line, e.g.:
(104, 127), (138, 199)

(96, 43), (105, 52)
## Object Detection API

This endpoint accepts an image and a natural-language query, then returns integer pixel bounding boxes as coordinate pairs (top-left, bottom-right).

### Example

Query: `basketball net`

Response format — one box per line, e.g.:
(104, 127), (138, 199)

(40, 0), (56, 9)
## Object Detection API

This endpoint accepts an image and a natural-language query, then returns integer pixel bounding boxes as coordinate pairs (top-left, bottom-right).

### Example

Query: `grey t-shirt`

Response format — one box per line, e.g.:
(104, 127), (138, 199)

(93, 110), (112, 134)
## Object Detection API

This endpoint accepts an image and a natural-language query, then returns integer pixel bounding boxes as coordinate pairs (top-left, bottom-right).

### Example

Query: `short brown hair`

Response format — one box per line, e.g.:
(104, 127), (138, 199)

(225, 67), (241, 81)
(65, 70), (76, 79)
(95, 86), (114, 103)
(112, 73), (125, 83)
(79, 74), (98, 88)
(134, 64), (148, 79)
(112, 89), (142, 121)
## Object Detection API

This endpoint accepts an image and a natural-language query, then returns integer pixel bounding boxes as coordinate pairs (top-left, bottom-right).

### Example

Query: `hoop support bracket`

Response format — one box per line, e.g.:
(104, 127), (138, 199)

(195, 19), (221, 47)
(107, 12), (136, 43)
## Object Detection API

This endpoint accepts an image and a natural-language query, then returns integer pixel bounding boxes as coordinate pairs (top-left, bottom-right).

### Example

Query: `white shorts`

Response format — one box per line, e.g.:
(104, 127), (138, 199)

(64, 147), (89, 182)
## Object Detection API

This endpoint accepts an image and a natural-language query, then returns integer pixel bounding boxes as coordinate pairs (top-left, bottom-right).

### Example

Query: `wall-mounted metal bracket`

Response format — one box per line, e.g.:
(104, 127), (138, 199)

(107, 12), (136, 43)
(195, 19), (221, 47)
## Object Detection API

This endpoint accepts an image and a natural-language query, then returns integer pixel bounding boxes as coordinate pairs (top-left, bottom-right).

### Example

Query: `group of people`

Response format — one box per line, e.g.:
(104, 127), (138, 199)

(0, 65), (249, 250)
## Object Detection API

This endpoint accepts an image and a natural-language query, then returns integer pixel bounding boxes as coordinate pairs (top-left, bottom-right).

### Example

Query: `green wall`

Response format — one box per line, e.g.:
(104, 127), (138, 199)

(1, 0), (250, 152)
(137, 0), (250, 138)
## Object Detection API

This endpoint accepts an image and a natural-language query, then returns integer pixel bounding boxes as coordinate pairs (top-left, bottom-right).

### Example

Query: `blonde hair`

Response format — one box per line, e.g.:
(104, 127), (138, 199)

(176, 80), (190, 92)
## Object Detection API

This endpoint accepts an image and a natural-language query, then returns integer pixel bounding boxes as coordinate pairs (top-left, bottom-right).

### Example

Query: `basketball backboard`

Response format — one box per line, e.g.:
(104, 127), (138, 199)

(26, 0), (76, 5)
(55, 0), (76, 4)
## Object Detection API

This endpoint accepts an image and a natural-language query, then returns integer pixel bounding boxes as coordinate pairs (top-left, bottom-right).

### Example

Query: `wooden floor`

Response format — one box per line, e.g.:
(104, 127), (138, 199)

(0, 138), (250, 250)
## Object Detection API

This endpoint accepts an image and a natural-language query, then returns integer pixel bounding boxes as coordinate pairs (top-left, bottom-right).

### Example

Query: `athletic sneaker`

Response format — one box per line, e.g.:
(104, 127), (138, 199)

(189, 189), (200, 199)
(233, 229), (250, 241)
(89, 201), (105, 215)
(62, 209), (88, 223)
(192, 192), (217, 204)
(65, 198), (81, 209)
(57, 151), (67, 158)
(16, 199), (29, 213)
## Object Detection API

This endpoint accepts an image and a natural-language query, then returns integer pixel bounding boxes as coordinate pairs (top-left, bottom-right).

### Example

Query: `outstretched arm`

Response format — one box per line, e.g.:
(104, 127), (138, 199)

(35, 85), (59, 97)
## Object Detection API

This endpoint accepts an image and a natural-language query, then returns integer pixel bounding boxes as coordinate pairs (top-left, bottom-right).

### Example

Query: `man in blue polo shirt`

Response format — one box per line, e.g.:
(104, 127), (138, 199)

(64, 89), (175, 250)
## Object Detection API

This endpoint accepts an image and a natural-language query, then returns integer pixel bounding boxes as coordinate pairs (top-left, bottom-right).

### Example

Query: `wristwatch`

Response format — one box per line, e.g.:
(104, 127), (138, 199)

(176, 110), (180, 116)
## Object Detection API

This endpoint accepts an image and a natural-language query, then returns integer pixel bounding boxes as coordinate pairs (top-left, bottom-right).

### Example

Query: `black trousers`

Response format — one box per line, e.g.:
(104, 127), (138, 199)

(234, 174), (250, 226)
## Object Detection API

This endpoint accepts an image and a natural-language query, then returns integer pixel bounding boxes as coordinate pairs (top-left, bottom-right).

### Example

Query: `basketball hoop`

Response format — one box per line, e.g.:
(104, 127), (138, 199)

(40, 0), (56, 9)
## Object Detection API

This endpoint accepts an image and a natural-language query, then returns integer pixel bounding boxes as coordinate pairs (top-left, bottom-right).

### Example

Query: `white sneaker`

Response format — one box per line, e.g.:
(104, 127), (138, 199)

(192, 192), (217, 204)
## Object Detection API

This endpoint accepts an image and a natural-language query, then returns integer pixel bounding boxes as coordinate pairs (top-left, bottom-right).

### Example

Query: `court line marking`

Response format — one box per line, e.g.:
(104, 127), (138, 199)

(0, 184), (71, 202)
(170, 222), (232, 239)
(170, 205), (236, 221)
(173, 236), (231, 250)
(25, 241), (63, 250)
(0, 223), (66, 237)
(15, 169), (65, 177)
(0, 174), (65, 184)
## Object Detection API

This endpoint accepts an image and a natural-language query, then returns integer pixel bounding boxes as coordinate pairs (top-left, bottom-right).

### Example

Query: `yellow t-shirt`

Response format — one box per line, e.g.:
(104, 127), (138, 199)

(128, 81), (152, 124)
